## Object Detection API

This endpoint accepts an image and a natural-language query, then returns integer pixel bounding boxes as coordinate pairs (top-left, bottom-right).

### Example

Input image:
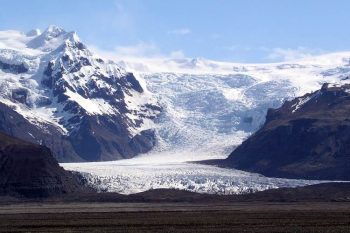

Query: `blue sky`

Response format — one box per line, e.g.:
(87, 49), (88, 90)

(1, 0), (350, 62)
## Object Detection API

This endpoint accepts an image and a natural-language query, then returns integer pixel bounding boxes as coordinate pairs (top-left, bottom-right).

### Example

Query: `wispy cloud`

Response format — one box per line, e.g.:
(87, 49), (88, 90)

(90, 0), (137, 35)
(113, 41), (160, 57)
(223, 45), (253, 52)
(168, 28), (191, 35)
(90, 44), (191, 73)
(266, 47), (324, 61)
(90, 42), (186, 60)
(169, 50), (186, 59)
(89, 42), (158, 61)
(106, 0), (140, 33)
(223, 45), (325, 62)
(113, 1), (130, 26)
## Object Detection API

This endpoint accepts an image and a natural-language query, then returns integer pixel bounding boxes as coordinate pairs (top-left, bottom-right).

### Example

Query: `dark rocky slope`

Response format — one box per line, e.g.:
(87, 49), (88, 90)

(221, 83), (350, 180)
(0, 132), (83, 197)
(0, 102), (83, 162)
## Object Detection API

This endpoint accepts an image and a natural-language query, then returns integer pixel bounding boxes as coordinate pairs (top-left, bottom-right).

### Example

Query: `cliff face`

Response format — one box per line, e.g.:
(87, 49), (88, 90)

(0, 132), (82, 197)
(224, 83), (350, 180)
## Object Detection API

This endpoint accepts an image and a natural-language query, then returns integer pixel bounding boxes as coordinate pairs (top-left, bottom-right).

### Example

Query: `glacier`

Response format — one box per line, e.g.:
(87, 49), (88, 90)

(63, 157), (324, 195)
(63, 51), (350, 194)
(3, 24), (349, 194)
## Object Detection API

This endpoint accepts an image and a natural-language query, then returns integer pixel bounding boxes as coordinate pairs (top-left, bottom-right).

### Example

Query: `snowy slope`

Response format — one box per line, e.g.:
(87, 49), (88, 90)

(0, 26), (161, 161)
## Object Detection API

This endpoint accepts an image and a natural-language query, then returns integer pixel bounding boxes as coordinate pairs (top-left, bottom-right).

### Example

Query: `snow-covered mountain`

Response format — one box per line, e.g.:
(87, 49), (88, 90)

(0, 26), (161, 162)
(3, 25), (350, 194)
(110, 52), (350, 161)
(61, 51), (350, 195)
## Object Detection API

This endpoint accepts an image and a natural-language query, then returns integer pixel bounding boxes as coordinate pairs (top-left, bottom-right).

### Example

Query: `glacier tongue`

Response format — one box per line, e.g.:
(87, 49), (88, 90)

(62, 157), (325, 195)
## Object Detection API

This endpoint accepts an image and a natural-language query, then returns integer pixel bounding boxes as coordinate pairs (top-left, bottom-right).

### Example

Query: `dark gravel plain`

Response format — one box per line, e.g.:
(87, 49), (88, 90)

(1, 202), (350, 233)
(1, 183), (350, 233)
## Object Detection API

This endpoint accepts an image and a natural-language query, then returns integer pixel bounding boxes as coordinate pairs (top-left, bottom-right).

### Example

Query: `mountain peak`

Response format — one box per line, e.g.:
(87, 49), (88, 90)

(40, 25), (69, 43)
(26, 25), (69, 51)
(64, 31), (82, 45)
(0, 26), (161, 162)
(44, 25), (66, 37)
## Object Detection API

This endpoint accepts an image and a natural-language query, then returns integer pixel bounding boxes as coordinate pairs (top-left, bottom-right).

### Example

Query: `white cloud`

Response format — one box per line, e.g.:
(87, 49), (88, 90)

(113, 41), (160, 57)
(90, 42), (188, 61)
(267, 47), (323, 61)
(170, 50), (186, 59)
(168, 28), (191, 35)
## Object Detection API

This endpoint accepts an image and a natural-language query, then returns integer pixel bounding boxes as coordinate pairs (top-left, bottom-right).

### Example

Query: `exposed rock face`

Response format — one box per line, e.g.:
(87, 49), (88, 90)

(0, 132), (82, 197)
(0, 26), (161, 162)
(223, 83), (350, 180)
(0, 102), (82, 161)
(0, 60), (28, 74)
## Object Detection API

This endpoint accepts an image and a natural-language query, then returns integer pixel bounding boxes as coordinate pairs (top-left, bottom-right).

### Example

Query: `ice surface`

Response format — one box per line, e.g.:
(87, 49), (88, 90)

(142, 73), (297, 160)
(62, 156), (326, 195)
